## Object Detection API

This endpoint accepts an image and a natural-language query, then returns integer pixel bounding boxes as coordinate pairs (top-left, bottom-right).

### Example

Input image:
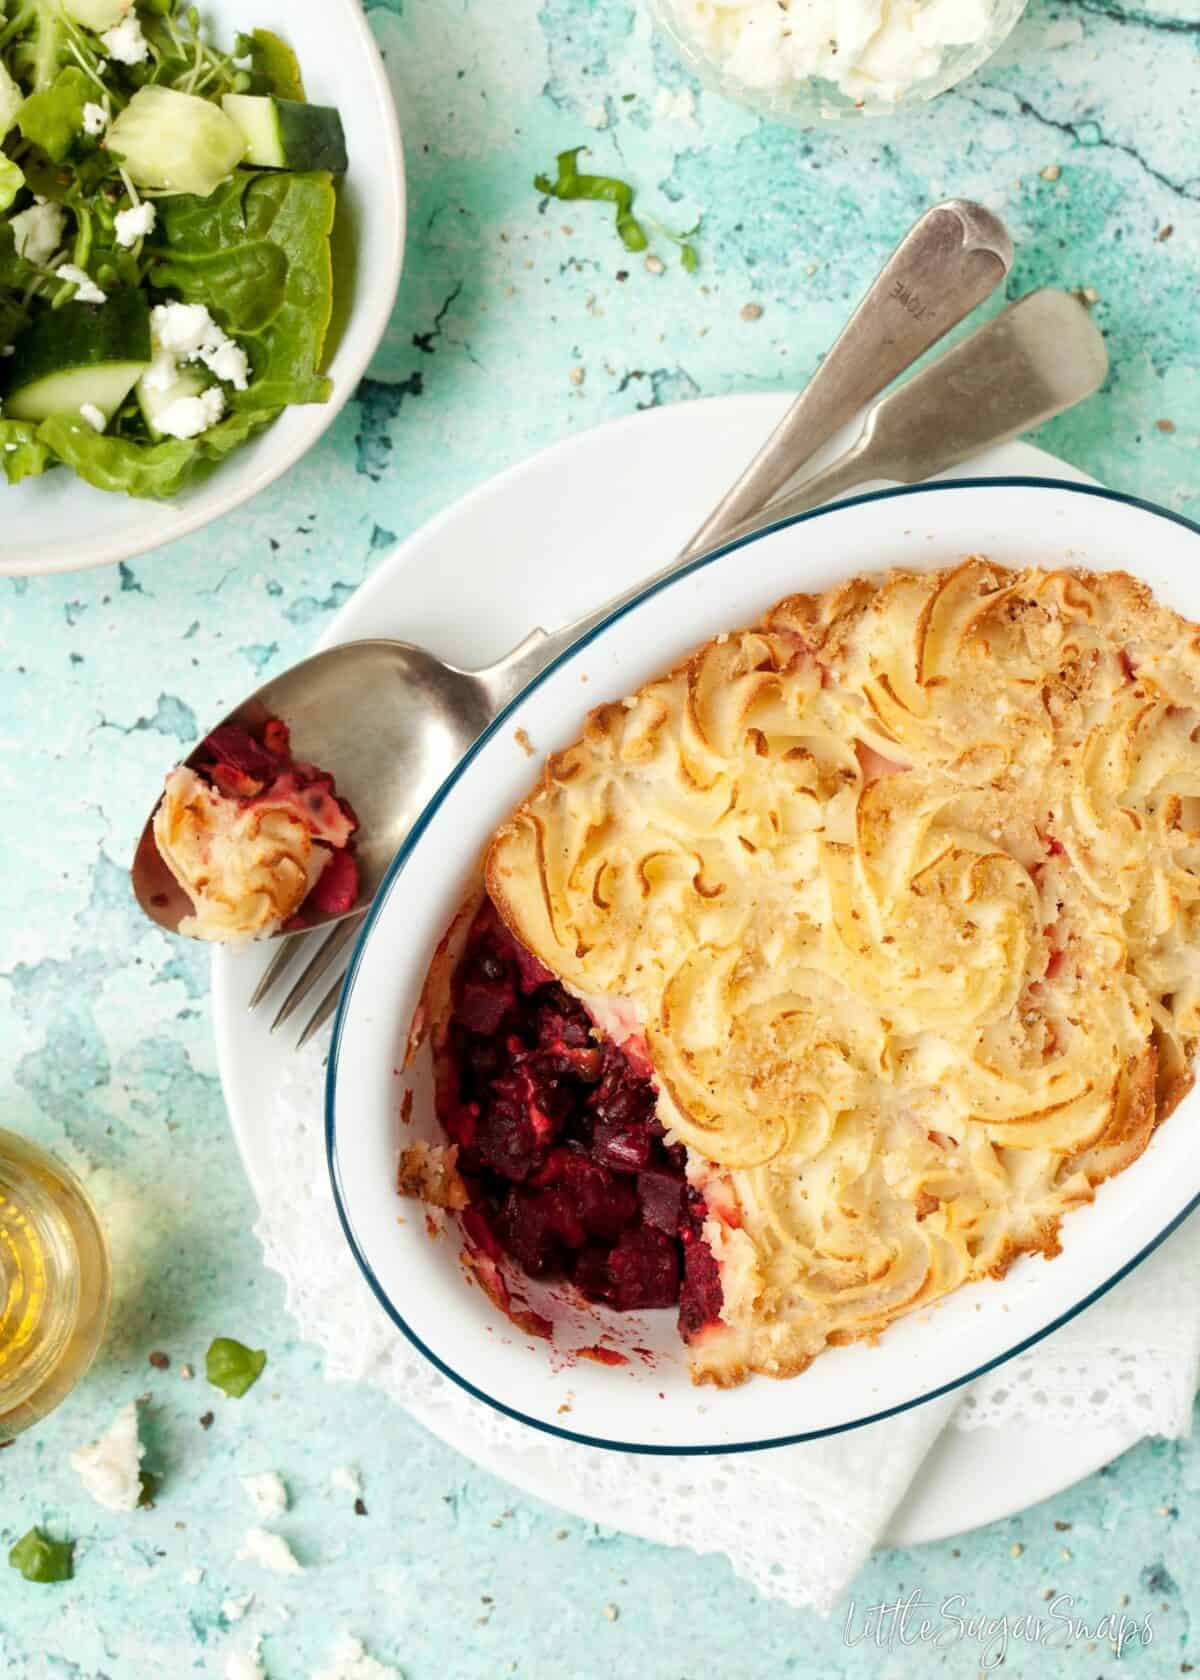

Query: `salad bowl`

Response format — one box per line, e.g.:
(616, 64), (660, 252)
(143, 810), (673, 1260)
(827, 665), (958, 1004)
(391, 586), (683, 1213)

(0, 0), (404, 578)
(327, 476), (1200, 1454)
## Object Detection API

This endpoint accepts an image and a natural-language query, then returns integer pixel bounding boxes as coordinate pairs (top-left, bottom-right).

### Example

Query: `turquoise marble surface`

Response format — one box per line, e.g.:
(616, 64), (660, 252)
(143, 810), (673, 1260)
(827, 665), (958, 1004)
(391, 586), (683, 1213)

(2, 0), (1199, 1673)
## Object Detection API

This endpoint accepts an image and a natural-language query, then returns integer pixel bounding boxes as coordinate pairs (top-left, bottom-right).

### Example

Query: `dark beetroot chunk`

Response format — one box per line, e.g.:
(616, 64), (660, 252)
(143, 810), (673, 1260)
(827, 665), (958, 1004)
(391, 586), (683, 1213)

(437, 900), (724, 1340)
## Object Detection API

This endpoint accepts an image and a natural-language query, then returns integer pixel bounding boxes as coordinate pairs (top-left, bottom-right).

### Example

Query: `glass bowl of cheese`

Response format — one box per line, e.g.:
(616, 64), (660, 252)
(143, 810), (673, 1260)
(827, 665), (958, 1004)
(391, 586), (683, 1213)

(647, 0), (1029, 121)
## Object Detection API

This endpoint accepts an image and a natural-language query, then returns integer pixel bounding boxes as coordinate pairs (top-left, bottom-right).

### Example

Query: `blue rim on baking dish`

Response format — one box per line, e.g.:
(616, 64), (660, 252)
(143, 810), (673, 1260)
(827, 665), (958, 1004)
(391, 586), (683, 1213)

(325, 476), (1200, 1456)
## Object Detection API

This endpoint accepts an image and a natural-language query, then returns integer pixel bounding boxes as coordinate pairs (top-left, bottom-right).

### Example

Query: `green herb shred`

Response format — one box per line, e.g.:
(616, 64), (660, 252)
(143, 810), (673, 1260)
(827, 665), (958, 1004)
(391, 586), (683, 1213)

(9, 1527), (74, 1584)
(534, 148), (700, 272)
(205, 1336), (267, 1398)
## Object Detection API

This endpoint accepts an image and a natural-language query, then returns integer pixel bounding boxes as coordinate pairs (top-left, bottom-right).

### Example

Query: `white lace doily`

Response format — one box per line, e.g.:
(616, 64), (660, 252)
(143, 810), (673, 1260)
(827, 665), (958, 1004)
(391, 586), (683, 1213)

(255, 1051), (1200, 1615)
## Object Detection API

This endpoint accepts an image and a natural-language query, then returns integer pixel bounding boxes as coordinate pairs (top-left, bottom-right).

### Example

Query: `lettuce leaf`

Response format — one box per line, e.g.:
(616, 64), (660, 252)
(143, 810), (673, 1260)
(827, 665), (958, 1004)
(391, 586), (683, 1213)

(16, 65), (90, 162)
(152, 170), (336, 410)
(37, 406), (273, 499)
(0, 420), (51, 485)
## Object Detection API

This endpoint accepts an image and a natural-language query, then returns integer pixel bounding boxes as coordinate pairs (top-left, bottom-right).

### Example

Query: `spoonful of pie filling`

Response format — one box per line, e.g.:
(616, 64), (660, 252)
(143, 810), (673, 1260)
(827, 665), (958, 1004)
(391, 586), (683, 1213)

(145, 717), (360, 943)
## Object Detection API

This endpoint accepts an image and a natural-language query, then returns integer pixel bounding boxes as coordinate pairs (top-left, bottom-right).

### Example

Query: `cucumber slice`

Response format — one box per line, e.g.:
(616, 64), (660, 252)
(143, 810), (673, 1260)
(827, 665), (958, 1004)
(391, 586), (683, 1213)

(62, 0), (132, 28)
(136, 361), (209, 441)
(105, 86), (245, 197)
(221, 95), (347, 173)
(0, 60), (23, 137)
(4, 288), (150, 422)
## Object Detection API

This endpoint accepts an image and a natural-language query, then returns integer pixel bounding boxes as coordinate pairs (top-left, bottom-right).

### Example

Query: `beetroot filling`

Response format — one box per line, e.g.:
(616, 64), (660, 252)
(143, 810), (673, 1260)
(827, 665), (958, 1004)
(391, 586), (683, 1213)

(437, 902), (724, 1339)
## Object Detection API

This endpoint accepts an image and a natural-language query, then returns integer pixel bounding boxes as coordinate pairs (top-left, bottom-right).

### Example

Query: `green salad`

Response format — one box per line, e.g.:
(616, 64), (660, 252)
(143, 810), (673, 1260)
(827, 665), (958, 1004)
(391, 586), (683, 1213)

(0, 0), (347, 497)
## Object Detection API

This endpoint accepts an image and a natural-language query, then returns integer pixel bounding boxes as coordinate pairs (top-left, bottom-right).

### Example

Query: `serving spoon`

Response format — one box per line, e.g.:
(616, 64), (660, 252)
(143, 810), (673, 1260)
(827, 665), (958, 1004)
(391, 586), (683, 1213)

(133, 199), (1012, 958)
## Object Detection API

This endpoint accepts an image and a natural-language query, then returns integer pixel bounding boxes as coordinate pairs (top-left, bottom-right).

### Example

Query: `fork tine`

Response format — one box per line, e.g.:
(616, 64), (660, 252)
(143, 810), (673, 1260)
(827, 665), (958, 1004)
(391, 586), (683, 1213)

(248, 932), (310, 1010)
(270, 913), (364, 1032)
(296, 970), (347, 1051)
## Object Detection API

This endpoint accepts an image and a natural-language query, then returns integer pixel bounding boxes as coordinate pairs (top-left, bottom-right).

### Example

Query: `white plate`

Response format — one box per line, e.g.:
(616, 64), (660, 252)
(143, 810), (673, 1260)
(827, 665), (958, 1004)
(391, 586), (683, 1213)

(0, 0), (405, 578)
(215, 394), (1159, 1541)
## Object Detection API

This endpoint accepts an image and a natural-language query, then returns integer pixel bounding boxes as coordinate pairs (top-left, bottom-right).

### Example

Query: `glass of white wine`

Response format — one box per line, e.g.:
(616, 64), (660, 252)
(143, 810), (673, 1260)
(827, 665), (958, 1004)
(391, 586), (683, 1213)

(0, 1129), (111, 1438)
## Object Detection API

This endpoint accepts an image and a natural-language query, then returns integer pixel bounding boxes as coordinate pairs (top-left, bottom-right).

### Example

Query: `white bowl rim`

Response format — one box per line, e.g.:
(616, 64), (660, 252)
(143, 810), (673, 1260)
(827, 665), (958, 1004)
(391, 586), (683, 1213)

(326, 475), (1200, 1455)
(4, 0), (405, 578)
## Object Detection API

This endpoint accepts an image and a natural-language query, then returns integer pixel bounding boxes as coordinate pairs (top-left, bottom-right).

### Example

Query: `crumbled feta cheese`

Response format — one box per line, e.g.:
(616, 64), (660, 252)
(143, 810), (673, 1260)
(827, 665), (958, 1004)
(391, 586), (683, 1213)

(223, 1593), (255, 1622)
(10, 200), (66, 266)
(330, 1466), (362, 1498)
(82, 101), (108, 136)
(313, 1634), (403, 1680)
(56, 264), (106, 304)
(204, 336), (250, 389)
(241, 1471), (289, 1519)
(69, 1401), (144, 1512)
(148, 301), (250, 392)
(114, 200), (156, 248)
(78, 403), (106, 432)
(237, 1527), (303, 1575)
(152, 385), (226, 440)
(101, 14), (149, 64)
(225, 1638), (265, 1680)
(182, 1566), (205, 1586)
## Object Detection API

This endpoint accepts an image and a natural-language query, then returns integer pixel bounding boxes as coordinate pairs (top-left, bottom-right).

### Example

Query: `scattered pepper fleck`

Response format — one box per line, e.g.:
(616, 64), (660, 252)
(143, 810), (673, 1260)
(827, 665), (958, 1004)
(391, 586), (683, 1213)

(148, 1351), (170, 1370)
(1158, 224), (1174, 242)
(354, 1497), (367, 1516)
(1157, 419), (1176, 434)
(199, 1411), (214, 1430)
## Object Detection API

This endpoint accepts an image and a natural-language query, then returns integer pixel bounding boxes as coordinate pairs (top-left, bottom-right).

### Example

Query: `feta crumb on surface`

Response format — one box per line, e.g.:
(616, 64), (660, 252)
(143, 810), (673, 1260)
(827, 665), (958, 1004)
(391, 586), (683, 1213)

(10, 200), (66, 266)
(313, 1634), (403, 1680)
(101, 14), (149, 64)
(153, 385), (226, 440)
(69, 1401), (144, 1512)
(241, 1471), (289, 1519)
(182, 1566), (205, 1585)
(223, 1592), (255, 1622)
(237, 1527), (303, 1575)
(114, 200), (156, 248)
(82, 101), (108, 136)
(224, 1637), (265, 1680)
(55, 263), (106, 304)
(330, 1466), (363, 1498)
(78, 403), (106, 433)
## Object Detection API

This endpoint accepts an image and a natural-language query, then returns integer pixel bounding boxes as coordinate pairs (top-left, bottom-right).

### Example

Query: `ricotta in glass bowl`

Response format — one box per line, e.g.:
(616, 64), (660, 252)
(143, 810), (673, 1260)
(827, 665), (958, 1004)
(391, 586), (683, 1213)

(647, 0), (1028, 121)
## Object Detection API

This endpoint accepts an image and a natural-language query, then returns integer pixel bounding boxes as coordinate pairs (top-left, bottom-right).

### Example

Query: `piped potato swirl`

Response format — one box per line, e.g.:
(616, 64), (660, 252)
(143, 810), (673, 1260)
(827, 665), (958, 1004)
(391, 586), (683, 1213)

(485, 560), (1200, 1384)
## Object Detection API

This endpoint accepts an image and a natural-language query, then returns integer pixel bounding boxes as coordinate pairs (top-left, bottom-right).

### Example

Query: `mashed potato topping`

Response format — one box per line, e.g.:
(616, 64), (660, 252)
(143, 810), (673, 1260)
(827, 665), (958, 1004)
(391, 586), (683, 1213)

(485, 561), (1200, 1384)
